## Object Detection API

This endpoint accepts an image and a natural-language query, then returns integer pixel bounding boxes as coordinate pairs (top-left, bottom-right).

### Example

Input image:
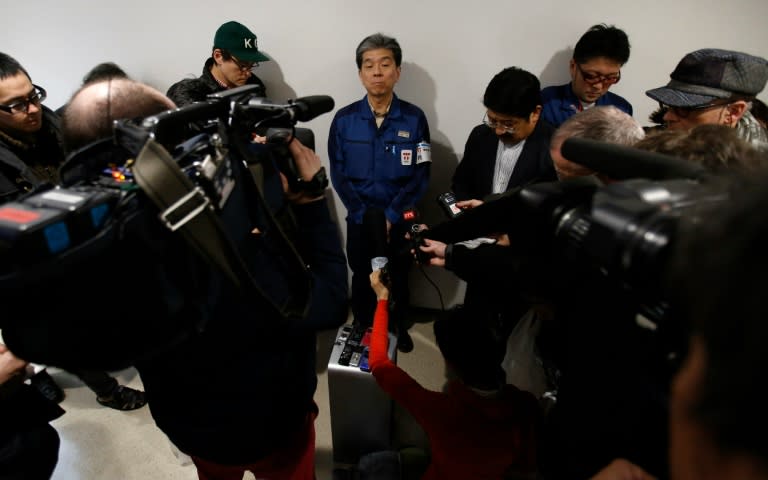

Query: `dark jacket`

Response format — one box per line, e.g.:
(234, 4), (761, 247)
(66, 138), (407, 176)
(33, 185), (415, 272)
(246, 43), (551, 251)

(166, 58), (267, 107)
(0, 106), (65, 202)
(451, 120), (557, 202)
(135, 162), (349, 464)
(425, 179), (669, 479)
(0, 375), (65, 441)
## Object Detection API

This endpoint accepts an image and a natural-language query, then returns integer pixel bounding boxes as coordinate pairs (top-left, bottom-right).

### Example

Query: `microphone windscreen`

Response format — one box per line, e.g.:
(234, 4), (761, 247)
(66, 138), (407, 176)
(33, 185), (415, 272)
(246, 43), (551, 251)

(561, 137), (707, 181)
(290, 95), (335, 122)
(363, 207), (389, 262)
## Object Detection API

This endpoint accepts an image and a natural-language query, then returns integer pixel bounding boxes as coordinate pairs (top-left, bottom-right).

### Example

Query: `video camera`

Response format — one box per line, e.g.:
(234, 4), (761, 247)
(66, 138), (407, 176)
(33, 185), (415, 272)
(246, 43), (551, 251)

(0, 85), (336, 371)
(424, 137), (729, 352)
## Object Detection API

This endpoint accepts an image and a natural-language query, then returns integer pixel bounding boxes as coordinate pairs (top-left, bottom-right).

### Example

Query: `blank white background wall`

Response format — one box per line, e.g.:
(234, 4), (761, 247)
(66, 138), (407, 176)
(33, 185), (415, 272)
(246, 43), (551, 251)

(4, 1), (767, 307)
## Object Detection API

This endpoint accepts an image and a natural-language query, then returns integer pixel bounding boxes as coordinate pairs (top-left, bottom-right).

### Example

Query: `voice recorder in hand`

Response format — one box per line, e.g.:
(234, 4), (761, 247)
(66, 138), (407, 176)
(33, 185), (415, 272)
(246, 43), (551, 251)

(437, 192), (463, 218)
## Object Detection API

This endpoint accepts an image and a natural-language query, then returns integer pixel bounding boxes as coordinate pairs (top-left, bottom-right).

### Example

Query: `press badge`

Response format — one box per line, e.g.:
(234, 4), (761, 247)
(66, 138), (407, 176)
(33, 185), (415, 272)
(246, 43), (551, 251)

(401, 149), (413, 165)
(416, 141), (432, 164)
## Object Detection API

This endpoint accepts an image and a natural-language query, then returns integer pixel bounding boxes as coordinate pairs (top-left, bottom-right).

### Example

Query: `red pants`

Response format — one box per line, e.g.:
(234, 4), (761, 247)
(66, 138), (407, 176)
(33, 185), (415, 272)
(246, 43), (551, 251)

(190, 408), (318, 480)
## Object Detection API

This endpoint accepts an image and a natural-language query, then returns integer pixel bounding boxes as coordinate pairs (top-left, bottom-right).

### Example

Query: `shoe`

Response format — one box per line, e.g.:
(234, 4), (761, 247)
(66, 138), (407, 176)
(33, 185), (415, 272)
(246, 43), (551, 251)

(97, 385), (147, 411)
(30, 369), (65, 403)
(397, 329), (414, 353)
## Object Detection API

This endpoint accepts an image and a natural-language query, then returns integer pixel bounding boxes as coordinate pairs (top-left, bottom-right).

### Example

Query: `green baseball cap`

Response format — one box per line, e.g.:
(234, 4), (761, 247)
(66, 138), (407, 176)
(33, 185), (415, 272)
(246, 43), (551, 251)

(213, 21), (270, 63)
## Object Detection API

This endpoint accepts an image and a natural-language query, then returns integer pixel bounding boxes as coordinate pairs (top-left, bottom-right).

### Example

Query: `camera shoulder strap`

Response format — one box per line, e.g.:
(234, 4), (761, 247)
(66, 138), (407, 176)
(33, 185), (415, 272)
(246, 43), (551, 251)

(131, 137), (304, 321)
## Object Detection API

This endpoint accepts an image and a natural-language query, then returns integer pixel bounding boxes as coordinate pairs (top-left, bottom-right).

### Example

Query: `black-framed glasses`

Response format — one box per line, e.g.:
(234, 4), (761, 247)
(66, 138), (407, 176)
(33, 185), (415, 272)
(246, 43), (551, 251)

(0, 85), (46, 114)
(659, 101), (731, 119)
(230, 54), (259, 72)
(483, 112), (518, 134)
(576, 64), (621, 86)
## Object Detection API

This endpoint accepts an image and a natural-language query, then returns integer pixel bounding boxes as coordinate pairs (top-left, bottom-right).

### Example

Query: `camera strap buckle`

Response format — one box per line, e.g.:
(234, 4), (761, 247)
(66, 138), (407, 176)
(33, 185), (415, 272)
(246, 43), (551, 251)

(159, 186), (210, 232)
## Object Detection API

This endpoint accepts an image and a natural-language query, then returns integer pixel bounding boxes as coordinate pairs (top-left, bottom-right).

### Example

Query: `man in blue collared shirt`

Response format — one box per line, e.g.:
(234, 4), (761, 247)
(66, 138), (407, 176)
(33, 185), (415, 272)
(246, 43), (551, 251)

(541, 24), (632, 127)
(328, 33), (431, 353)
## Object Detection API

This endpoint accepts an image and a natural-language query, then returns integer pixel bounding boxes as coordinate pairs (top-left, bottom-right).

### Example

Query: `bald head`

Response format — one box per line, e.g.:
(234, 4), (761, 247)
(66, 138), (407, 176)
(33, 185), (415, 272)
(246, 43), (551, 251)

(62, 78), (175, 153)
(550, 105), (645, 180)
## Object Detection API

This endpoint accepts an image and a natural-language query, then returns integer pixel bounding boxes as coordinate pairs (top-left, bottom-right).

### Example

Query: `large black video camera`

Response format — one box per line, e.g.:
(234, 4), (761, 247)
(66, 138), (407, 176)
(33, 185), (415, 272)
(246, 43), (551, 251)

(425, 137), (730, 358)
(0, 85), (335, 371)
(520, 174), (725, 324)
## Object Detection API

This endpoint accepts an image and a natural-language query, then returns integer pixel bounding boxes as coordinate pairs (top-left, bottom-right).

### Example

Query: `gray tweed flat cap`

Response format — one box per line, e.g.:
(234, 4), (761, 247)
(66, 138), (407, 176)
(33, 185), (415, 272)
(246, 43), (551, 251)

(646, 48), (768, 107)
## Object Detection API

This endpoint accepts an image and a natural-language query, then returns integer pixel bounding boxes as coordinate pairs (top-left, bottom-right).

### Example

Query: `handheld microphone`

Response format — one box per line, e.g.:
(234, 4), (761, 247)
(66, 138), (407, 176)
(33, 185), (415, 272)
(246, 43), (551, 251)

(363, 208), (389, 272)
(561, 137), (708, 181)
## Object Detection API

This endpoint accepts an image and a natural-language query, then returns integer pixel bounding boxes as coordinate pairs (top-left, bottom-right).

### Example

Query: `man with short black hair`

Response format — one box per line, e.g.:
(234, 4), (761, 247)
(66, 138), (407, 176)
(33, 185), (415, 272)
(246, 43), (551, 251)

(452, 66), (556, 203)
(448, 66), (557, 355)
(541, 24), (632, 127)
(0, 52), (63, 202)
(167, 20), (269, 106)
(645, 48), (768, 148)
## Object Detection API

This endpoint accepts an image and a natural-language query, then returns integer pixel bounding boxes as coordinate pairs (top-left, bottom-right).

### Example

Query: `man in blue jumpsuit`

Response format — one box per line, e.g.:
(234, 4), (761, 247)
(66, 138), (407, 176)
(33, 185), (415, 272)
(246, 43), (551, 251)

(328, 33), (431, 353)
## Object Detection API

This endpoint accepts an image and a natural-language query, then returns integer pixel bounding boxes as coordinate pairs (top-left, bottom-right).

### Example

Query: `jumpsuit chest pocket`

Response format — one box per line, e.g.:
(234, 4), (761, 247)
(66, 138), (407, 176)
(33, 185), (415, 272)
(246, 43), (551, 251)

(342, 139), (417, 180)
(382, 140), (417, 180)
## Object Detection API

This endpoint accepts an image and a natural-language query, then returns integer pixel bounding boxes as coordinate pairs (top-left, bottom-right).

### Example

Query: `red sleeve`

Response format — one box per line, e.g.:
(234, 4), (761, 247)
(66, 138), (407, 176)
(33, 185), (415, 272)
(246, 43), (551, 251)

(369, 299), (391, 368)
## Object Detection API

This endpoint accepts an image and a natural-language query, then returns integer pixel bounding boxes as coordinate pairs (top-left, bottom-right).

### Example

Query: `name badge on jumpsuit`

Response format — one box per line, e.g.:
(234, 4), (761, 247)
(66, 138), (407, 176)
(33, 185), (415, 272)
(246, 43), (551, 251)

(397, 130), (412, 166)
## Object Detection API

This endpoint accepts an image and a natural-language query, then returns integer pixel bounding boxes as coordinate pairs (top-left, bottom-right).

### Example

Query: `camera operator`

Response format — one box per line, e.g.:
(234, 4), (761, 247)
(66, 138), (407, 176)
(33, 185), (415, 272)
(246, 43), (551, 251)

(57, 78), (348, 479)
(0, 54), (149, 412)
(419, 106), (665, 479)
(664, 170), (768, 480)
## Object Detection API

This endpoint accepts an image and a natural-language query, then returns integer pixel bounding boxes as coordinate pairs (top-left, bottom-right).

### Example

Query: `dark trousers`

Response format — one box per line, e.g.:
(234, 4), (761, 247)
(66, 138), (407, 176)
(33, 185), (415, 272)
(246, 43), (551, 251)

(346, 220), (412, 332)
(69, 369), (119, 397)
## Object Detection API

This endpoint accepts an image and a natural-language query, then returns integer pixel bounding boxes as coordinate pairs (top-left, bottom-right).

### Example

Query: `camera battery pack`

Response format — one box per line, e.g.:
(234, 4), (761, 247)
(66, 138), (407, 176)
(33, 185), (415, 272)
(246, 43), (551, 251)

(23, 188), (117, 241)
(0, 187), (118, 266)
(0, 202), (70, 263)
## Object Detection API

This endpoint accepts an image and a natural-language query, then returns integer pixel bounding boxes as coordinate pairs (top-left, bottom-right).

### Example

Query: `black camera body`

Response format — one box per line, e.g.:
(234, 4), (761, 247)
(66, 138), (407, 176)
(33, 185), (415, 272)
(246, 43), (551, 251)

(517, 175), (725, 324)
(0, 86), (336, 371)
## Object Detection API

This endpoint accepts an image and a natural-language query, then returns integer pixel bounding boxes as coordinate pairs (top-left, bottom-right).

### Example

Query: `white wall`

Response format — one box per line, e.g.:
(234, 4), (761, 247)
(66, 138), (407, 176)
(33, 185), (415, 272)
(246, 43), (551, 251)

(4, 1), (767, 307)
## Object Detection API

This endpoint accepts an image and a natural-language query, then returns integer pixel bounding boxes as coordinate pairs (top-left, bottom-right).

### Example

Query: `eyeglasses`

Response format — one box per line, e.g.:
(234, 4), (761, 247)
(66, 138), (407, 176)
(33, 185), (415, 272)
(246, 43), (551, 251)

(483, 112), (518, 134)
(230, 54), (258, 72)
(575, 64), (621, 86)
(659, 101), (731, 119)
(0, 85), (46, 115)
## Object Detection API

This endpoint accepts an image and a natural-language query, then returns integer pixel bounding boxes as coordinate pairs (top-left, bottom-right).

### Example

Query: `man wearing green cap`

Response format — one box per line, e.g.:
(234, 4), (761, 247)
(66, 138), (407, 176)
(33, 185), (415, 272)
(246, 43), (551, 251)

(167, 20), (269, 107)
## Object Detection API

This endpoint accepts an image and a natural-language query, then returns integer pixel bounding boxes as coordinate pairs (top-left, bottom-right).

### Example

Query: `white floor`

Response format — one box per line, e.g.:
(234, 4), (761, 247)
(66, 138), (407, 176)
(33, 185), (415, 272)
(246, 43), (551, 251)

(46, 315), (445, 480)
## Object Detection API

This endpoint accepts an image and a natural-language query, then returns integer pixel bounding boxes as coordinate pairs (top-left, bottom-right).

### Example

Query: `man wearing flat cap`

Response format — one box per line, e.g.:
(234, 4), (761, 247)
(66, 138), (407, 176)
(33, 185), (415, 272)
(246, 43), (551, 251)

(167, 20), (270, 107)
(646, 48), (768, 148)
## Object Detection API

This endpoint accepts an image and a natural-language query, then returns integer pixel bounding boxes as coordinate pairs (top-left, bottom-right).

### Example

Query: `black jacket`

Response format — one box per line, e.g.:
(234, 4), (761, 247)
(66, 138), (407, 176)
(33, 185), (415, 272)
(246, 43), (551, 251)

(0, 106), (64, 202)
(166, 58), (267, 107)
(134, 161), (349, 464)
(425, 179), (670, 479)
(451, 120), (557, 201)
